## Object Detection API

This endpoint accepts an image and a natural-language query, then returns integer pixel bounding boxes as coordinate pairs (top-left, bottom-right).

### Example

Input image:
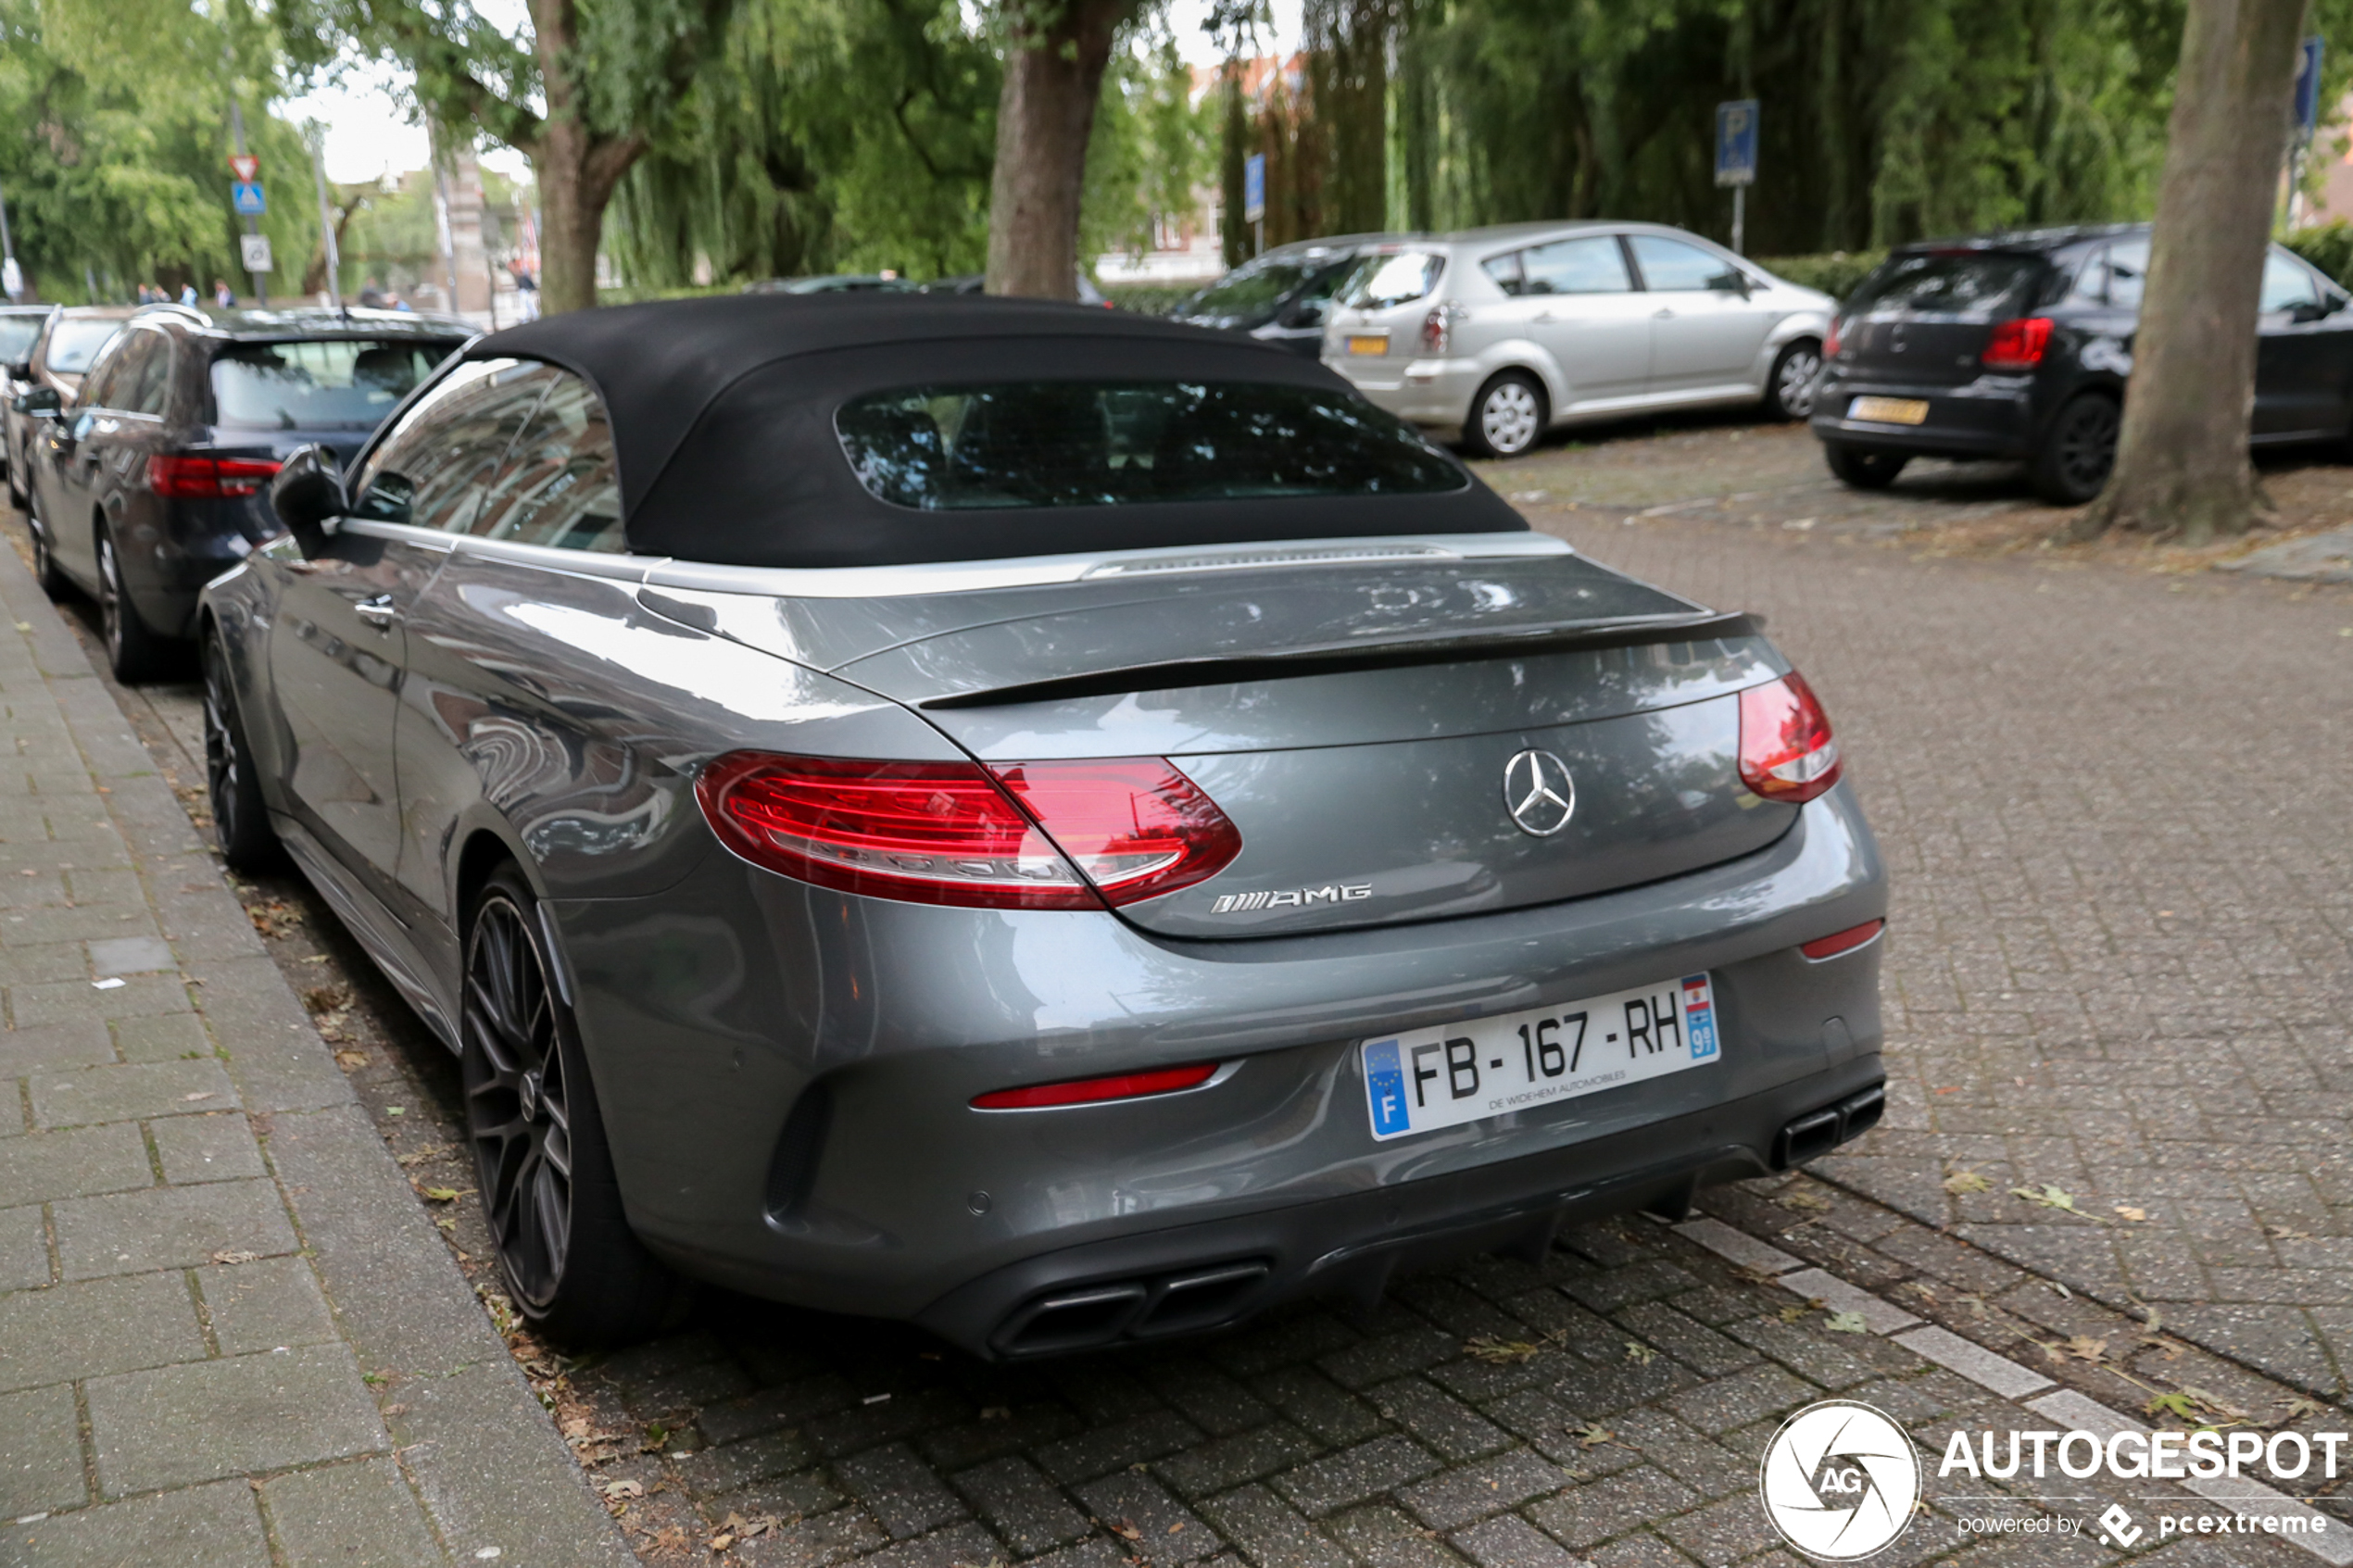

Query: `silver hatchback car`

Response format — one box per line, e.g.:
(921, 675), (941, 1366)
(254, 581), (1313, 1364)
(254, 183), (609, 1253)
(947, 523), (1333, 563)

(1324, 221), (1836, 458)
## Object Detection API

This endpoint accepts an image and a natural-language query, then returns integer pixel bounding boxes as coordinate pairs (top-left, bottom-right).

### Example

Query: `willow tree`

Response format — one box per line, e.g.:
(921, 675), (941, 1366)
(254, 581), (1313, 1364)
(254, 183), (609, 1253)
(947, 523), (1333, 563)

(281, 0), (736, 312)
(2081, 0), (2309, 540)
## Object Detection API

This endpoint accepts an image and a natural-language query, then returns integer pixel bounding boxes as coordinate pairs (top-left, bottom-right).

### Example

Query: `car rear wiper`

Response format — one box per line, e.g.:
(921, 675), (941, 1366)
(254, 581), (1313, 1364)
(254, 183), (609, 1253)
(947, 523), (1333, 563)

(921, 610), (1762, 709)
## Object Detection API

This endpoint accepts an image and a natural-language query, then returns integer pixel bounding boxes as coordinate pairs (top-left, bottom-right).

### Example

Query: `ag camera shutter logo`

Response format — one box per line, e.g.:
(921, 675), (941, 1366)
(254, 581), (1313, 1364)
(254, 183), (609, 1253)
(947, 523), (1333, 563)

(1759, 1400), (1921, 1560)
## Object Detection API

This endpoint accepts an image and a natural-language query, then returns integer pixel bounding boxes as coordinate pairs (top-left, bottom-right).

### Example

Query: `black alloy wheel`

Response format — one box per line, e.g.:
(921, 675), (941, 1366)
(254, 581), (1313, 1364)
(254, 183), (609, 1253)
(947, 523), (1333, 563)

(2030, 393), (2121, 506)
(25, 490), (66, 600)
(1766, 339), (1825, 420)
(461, 864), (672, 1346)
(1823, 442), (1909, 490)
(201, 634), (278, 872)
(95, 522), (164, 682)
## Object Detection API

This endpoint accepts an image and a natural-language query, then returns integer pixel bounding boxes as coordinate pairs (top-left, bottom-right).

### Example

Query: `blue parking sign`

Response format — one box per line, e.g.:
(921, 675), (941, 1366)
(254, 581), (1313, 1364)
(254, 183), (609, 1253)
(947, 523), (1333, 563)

(1715, 100), (1758, 187)
(1243, 154), (1266, 224)
(231, 180), (267, 217)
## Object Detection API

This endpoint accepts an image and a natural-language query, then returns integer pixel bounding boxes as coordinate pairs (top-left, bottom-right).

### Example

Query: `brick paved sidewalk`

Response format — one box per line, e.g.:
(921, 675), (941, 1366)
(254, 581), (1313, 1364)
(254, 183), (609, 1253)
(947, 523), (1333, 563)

(0, 541), (630, 1564)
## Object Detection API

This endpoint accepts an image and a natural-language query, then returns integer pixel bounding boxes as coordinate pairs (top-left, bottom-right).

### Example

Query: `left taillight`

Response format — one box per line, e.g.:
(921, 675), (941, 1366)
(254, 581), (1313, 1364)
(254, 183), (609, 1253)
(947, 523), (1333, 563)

(1738, 673), (1843, 804)
(1982, 316), (2053, 371)
(696, 752), (1241, 909)
(147, 454), (282, 499)
(1420, 306), (1451, 355)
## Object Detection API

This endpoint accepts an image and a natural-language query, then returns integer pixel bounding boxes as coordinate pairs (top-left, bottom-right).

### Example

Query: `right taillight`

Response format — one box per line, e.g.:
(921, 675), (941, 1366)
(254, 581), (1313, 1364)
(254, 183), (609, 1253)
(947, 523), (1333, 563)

(1420, 306), (1451, 355)
(1823, 319), (1842, 358)
(695, 752), (1241, 909)
(148, 454), (282, 499)
(1738, 673), (1842, 804)
(1982, 316), (2053, 371)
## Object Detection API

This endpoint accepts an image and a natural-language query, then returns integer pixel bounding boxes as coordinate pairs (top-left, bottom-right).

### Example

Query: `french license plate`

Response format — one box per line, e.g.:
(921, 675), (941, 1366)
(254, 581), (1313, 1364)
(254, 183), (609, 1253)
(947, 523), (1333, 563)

(1347, 334), (1390, 356)
(1362, 975), (1719, 1141)
(1848, 395), (1929, 425)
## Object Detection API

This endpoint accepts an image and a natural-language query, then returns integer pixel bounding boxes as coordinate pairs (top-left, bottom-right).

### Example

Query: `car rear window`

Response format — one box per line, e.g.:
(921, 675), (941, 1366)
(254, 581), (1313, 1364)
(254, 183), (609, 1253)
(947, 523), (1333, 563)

(836, 381), (1466, 510)
(1847, 252), (2045, 316)
(0, 316), (44, 364)
(44, 319), (122, 374)
(1343, 252), (1445, 309)
(211, 339), (459, 430)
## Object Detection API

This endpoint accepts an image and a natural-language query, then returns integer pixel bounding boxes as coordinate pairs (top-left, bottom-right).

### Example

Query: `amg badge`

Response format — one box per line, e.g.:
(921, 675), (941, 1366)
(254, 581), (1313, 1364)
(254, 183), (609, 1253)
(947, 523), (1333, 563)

(1210, 884), (1373, 914)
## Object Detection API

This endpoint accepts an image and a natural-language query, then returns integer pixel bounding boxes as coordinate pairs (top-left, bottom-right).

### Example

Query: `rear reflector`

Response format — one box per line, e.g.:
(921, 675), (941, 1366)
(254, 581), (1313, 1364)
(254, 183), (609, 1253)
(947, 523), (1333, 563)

(1800, 919), (1884, 960)
(1982, 317), (2053, 371)
(973, 1061), (1220, 1110)
(696, 752), (1242, 909)
(1738, 673), (1842, 804)
(148, 454), (281, 499)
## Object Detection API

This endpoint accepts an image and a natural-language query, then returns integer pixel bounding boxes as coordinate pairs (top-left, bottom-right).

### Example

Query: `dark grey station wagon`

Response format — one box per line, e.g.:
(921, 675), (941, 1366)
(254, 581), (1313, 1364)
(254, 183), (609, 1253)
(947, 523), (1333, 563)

(203, 296), (1888, 1357)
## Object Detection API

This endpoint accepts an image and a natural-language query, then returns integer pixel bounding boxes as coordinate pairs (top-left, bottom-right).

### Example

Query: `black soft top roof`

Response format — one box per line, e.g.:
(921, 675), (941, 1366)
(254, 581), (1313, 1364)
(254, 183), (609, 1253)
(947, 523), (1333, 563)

(464, 294), (1523, 569)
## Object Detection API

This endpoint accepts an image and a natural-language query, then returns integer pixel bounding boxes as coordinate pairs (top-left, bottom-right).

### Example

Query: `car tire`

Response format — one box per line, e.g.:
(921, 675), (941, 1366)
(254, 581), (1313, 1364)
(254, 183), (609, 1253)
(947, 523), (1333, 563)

(462, 863), (675, 1348)
(2029, 393), (2120, 506)
(1823, 443), (1909, 490)
(25, 491), (68, 601)
(95, 521), (168, 683)
(201, 632), (280, 873)
(1463, 371), (1548, 459)
(1764, 339), (1825, 420)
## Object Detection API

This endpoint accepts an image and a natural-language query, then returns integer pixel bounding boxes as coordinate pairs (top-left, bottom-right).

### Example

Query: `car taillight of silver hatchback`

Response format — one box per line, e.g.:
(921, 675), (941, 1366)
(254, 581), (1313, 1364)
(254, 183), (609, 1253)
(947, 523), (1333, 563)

(696, 752), (1244, 909)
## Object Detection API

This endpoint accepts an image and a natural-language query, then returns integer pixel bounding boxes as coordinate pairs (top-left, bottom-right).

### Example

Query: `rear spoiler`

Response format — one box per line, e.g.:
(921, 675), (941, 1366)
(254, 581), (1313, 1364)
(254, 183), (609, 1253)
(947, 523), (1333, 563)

(921, 611), (1764, 709)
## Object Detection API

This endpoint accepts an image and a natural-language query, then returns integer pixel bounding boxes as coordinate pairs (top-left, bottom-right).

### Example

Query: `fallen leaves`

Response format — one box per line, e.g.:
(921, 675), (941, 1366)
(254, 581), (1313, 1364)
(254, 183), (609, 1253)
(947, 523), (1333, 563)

(1942, 1170), (1992, 1196)
(707, 1511), (780, 1552)
(247, 899), (301, 938)
(1623, 1341), (1657, 1366)
(333, 1048), (369, 1070)
(2113, 1205), (2147, 1223)
(1778, 1188), (1832, 1213)
(1463, 1335), (1552, 1365)
(1571, 1423), (1615, 1448)
(1822, 1311), (1869, 1335)
(416, 1185), (470, 1204)
(210, 1248), (260, 1266)
(2010, 1183), (2107, 1223)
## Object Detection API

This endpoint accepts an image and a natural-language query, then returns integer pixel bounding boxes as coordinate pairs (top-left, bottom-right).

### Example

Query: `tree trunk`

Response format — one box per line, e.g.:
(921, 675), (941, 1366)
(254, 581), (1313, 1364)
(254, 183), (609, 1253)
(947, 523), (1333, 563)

(2078, 0), (2307, 542)
(985, 0), (1133, 298)
(526, 0), (648, 314)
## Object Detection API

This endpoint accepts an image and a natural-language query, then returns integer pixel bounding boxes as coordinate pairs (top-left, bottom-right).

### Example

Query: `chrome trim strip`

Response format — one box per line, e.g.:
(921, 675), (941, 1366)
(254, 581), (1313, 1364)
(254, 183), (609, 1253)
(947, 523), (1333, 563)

(640, 533), (1570, 599)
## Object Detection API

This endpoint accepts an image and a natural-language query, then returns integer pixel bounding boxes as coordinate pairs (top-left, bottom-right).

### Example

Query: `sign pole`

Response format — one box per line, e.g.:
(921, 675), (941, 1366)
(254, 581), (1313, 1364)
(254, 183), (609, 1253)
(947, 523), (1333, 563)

(0, 182), (20, 301)
(228, 95), (267, 307)
(1732, 185), (1745, 258)
(1715, 99), (1759, 257)
(2289, 37), (2324, 231)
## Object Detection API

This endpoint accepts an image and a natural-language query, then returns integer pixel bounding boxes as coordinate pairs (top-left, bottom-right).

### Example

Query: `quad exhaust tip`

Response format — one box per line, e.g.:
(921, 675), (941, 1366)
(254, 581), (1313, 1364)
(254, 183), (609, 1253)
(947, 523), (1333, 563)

(991, 1260), (1272, 1358)
(1774, 1084), (1884, 1170)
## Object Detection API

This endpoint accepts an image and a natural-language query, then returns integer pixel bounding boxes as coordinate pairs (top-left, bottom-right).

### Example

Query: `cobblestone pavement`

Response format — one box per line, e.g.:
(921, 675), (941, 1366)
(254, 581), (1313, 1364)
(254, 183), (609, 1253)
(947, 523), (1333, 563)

(13, 419), (2353, 1567)
(0, 535), (632, 1562)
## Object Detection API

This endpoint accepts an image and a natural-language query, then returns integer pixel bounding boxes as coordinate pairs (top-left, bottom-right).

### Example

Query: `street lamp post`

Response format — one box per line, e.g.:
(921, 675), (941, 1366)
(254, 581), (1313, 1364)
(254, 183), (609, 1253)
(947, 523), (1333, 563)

(309, 131), (342, 311)
(0, 182), (21, 302)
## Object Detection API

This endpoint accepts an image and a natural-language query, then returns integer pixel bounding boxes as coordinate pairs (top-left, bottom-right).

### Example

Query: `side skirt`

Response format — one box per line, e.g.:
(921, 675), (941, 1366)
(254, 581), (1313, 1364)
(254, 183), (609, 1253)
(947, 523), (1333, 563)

(271, 811), (460, 1051)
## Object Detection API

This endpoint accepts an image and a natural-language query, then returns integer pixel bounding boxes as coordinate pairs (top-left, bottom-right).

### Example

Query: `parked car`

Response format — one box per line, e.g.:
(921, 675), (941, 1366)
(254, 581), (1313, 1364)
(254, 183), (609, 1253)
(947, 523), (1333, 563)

(1167, 236), (1390, 356)
(743, 274), (917, 295)
(19, 304), (465, 680)
(208, 294), (1887, 1356)
(1810, 224), (2353, 504)
(4, 305), (136, 508)
(919, 273), (1112, 307)
(1324, 222), (1835, 457)
(0, 304), (57, 496)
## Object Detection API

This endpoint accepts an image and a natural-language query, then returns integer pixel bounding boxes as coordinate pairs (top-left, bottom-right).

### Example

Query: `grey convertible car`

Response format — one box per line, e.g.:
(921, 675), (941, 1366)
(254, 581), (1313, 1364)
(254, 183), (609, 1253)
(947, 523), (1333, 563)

(206, 296), (1886, 1357)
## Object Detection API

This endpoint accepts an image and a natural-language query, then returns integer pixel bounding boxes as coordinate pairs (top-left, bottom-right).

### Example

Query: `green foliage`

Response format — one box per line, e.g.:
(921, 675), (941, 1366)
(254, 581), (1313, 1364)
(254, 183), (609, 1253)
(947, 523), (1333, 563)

(1755, 251), (1887, 303)
(606, 0), (998, 286)
(0, 0), (321, 301)
(1083, 32), (1214, 267)
(2285, 222), (2353, 290)
(1099, 282), (1196, 314)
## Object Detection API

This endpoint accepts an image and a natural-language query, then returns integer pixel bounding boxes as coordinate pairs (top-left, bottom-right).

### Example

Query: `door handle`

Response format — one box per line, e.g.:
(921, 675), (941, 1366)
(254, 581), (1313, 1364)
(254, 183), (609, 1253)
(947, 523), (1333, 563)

(353, 595), (398, 630)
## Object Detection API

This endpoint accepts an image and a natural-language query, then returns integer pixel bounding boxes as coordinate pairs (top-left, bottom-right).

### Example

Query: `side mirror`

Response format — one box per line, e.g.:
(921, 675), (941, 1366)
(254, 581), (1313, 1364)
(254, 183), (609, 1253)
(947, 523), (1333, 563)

(15, 387), (59, 417)
(5, 360), (30, 381)
(1712, 270), (1754, 296)
(2289, 299), (2330, 324)
(270, 445), (347, 558)
(1282, 297), (1327, 330)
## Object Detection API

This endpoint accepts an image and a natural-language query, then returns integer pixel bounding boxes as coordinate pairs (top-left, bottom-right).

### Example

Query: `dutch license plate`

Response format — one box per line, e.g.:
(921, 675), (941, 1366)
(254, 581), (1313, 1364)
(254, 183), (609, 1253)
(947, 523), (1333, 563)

(1362, 975), (1719, 1141)
(1848, 395), (1929, 426)
(1347, 334), (1390, 356)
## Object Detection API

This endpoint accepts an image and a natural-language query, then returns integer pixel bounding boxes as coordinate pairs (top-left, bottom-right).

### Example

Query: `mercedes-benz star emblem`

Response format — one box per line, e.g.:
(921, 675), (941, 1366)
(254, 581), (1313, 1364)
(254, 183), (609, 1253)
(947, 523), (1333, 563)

(1503, 748), (1576, 836)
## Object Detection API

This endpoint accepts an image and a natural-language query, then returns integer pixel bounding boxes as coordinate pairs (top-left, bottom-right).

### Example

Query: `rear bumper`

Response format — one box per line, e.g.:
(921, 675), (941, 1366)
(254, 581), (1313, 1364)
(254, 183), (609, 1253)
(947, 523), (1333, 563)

(1810, 376), (2036, 458)
(1327, 352), (1482, 430)
(917, 1067), (1885, 1359)
(553, 783), (1886, 1344)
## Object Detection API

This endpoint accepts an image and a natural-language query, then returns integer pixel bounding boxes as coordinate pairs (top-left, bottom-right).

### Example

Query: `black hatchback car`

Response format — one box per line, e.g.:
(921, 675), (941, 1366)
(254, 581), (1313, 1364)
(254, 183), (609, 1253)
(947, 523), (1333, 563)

(1809, 224), (2353, 503)
(1167, 236), (1390, 356)
(17, 304), (466, 679)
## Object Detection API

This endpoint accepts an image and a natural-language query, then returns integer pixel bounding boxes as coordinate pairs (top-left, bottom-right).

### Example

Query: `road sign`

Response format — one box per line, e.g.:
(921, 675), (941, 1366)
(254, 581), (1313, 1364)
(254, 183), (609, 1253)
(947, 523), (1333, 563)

(228, 153), (259, 182)
(231, 181), (266, 217)
(1243, 154), (1266, 224)
(240, 232), (272, 273)
(2296, 38), (2325, 143)
(1715, 100), (1759, 187)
